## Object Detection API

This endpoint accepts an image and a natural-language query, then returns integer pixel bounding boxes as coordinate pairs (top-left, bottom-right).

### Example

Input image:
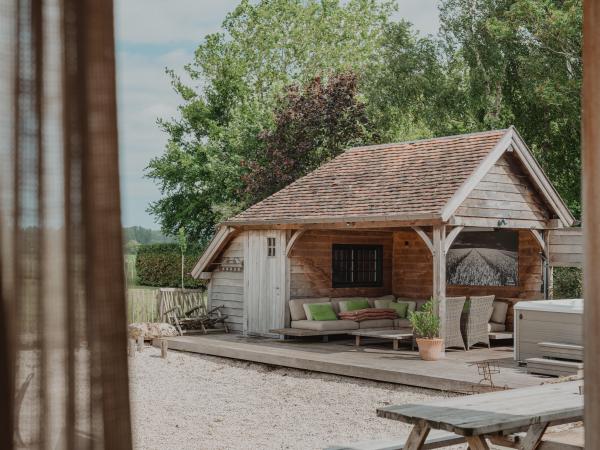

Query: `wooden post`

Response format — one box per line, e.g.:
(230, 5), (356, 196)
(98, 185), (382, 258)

(160, 340), (168, 359)
(432, 225), (447, 340)
(583, 1), (600, 447)
(128, 339), (136, 357)
(136, 335), (144, 352)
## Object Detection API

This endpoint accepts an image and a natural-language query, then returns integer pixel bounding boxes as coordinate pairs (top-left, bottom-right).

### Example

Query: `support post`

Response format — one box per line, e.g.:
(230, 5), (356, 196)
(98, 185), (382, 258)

(432, 225), (446, 340)
(583, 0), (600, 446)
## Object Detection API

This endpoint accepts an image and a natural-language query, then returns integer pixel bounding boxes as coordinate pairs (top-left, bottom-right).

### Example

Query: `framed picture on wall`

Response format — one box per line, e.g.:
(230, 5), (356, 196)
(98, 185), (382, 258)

(447, 230), (518, 286)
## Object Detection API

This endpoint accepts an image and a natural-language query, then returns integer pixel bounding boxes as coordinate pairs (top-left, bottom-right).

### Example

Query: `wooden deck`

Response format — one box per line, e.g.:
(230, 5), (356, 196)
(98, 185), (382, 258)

(155, 334), (550, 393)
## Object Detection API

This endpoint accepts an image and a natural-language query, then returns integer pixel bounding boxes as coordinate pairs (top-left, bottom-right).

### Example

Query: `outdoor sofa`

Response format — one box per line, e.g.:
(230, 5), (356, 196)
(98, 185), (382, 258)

(287, 295), (427, 332)
(271, 295), (511, 344)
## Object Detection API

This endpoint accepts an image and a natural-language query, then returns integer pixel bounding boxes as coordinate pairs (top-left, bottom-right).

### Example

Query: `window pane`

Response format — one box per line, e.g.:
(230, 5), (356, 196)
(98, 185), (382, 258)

(332, 244), (382, 288)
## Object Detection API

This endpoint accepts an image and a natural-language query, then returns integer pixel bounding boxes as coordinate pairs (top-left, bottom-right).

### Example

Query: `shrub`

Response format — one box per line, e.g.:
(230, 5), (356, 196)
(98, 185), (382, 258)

(553, 267), (583, 299)
(408, 298), (440, 339)
(135, 243), (206, 289)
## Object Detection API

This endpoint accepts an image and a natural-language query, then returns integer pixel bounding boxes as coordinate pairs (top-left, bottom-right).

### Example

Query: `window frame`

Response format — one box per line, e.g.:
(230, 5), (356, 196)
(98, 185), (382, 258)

(267, 237), (276, 257)
(331, 244), (383, 288)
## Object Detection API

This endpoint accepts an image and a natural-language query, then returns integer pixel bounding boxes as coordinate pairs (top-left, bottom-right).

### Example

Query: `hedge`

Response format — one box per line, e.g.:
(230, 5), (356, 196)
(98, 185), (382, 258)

(135, 243), (206, 289)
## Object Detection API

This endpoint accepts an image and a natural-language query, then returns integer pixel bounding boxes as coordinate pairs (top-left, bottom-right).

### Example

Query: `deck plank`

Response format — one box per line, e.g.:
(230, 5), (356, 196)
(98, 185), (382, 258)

(154, 334), (546, 393)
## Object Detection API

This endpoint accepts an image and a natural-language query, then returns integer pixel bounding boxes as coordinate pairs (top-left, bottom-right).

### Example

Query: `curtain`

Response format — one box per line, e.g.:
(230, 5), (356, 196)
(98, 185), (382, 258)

(0, 0), (132, 449)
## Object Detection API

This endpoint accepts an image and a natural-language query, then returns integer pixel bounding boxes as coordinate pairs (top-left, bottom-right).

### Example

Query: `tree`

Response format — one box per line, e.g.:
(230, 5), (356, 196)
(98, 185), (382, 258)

(146, 0), (395, 242)
(177, 227), (188, 289)
(241, 72), (374, 203)
(438, 0), (582, 216)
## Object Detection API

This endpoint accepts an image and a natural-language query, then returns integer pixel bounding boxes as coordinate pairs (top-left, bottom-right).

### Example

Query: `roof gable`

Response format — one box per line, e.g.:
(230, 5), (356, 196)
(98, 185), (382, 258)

(441, 127), (575, 227)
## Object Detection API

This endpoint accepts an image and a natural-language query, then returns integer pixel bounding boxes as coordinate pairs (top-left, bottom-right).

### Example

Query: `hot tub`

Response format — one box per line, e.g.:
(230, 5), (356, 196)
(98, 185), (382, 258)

(513, 299), (583, 362)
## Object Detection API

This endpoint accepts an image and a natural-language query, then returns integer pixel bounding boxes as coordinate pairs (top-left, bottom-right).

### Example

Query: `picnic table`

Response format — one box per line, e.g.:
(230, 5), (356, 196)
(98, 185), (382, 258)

(377, 380), (583, 450)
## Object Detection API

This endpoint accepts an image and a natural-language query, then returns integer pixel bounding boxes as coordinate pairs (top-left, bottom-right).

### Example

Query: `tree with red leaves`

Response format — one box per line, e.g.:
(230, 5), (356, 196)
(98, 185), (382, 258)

(241, 72), (375, 203)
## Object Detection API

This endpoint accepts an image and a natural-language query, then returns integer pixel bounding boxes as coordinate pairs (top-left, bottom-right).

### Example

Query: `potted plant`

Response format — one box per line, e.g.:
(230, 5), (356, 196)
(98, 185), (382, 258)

(408, 299), (444, 361)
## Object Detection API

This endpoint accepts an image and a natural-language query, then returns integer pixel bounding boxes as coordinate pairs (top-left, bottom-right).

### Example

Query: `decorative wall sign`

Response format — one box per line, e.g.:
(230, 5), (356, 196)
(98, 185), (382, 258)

(219, 257), (244, 272)
(447, 231), (518, 286)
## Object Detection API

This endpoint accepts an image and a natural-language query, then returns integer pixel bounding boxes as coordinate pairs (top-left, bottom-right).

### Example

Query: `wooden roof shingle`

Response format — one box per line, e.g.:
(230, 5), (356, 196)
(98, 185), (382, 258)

(226, 129), (509, 225)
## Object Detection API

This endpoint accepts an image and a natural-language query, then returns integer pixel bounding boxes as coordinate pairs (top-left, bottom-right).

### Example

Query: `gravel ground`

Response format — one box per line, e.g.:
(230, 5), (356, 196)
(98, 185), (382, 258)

(129, 346), (466, 450)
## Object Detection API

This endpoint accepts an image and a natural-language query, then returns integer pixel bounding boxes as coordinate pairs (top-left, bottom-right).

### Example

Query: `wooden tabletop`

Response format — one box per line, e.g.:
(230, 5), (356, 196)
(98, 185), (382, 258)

(377, 380), (583, 437)
(350, 328), (413, 338)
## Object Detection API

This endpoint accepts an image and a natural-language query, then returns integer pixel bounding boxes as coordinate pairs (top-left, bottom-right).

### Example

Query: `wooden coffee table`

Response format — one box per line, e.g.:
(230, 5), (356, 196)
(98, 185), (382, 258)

(350, 328), (414, 350)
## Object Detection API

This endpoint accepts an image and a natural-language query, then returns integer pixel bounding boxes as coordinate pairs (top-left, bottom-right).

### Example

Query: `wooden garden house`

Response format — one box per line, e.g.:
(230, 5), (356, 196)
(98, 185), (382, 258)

(191, 127), (579, 336)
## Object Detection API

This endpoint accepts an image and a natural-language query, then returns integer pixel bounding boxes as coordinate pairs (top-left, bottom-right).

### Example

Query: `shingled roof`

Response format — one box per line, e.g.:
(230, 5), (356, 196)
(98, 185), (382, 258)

(226, 129), (511, 225)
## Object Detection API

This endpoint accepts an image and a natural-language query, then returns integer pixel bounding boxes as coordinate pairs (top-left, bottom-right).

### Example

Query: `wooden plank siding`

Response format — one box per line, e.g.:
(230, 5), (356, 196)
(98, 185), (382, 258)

(549, 228), (584, 268)
(453, 154), (553, 228)
(208, 234), (245, 332)
(289, 230), (393, 298)
(392, 229), (543, 300)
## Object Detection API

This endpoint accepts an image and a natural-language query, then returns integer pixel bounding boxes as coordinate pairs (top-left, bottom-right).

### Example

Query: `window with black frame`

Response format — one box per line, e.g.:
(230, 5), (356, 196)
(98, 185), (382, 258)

(332, 244), (383, 288)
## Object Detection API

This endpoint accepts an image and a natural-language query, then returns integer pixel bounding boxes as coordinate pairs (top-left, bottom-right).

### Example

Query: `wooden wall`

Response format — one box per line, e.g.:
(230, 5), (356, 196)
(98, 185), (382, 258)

(392, 229), (543, 300)
(289, 230), (393, 298)
(453, 153), (553, 229)
(209, 234), (244, 332)
(549, 227), (584, 268)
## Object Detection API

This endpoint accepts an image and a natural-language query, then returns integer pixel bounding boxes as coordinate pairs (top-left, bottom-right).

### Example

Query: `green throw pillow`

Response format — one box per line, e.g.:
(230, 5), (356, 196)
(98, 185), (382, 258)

(307, 303), (338, 321)
(342, 299), (370, 312)
(389, 302), (409, 318)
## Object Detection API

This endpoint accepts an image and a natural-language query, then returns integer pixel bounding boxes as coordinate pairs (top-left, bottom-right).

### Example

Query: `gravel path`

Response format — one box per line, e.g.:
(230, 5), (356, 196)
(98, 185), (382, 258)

(129, 346), (467, 450)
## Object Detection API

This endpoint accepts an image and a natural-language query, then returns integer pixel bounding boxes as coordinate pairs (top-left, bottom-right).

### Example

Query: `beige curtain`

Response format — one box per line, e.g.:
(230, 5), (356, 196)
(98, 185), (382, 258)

(0, 0), (132, 449)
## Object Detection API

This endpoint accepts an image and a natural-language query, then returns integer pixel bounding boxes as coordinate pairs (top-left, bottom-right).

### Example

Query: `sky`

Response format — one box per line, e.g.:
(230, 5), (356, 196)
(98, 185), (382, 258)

(115, 0), (441, 229)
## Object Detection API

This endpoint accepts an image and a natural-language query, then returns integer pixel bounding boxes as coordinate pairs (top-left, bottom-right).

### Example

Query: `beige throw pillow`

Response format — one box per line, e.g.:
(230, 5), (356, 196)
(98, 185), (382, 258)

(490, 301), (509, 324)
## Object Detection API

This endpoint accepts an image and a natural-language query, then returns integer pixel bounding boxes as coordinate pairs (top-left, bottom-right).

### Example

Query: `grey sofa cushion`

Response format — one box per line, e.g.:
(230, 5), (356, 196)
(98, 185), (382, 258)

(291, 320), (359, 331)
(289, 298), (330, 321)
(491, 301), (509, 324)
(368, 295), (395, 308)
(358, 319), (394, 329)
(488, 322), (506, 332)
(394, 318), (411, 329)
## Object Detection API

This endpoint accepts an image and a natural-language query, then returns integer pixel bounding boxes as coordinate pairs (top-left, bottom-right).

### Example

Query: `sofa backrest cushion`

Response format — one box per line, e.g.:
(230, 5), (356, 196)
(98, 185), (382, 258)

(368, 295), (395, 307)
(289, 297), (330, 321)
(491, 300), (509, 324)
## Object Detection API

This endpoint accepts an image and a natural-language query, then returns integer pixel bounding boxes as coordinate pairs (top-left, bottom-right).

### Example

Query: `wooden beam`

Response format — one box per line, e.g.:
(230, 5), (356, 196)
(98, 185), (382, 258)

(583, 0), (600, 447)
(432, 225), (446, 340)
(444, 226), (464, 255)
(412, 226), (434, 254)
(285, 229), (305, 256)
(190, 226), (237, 278)
(529, 229), (546, 255)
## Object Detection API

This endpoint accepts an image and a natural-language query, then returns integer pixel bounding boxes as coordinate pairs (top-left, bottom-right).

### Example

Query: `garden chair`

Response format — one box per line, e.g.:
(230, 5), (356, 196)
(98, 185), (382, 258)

(461, 295), (495, 349)
(445, 296), (467, 350)
(161, 291), (229, 336)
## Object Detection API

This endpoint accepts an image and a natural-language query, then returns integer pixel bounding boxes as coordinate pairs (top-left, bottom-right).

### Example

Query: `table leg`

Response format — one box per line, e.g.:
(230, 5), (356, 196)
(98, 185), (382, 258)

(404, 420), (430, 450)
(519, 423), (549, 450)
(393, 339), (399, 351)
(465, 436), (490, 450)
(355, 335), (360, 347)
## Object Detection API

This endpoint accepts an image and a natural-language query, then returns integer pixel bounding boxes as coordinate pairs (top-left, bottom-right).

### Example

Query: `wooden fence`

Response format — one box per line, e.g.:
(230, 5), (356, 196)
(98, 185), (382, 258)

(127, 287), (206, 324)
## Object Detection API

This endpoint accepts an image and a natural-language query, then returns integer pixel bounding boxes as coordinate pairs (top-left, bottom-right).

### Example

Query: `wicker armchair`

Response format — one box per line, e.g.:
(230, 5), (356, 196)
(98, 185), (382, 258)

(445, 296), (467, 350)
(461, 295), (495, 349)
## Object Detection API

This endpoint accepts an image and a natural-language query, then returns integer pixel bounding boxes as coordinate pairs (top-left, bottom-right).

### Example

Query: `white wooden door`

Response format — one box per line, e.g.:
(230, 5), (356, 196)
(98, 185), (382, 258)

(244, 230), (287, 335)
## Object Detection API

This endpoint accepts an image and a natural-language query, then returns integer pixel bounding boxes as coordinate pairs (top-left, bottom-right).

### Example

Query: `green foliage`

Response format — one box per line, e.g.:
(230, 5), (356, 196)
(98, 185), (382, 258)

(553, 267), (583, 298)
(123, 226), (175, 245)
(135, 243), (205, 289)
(148, 0), (582, 240)
(242, 72), (375, 203)
(146, 0), (394, 241)
(408, 299), (440, 339)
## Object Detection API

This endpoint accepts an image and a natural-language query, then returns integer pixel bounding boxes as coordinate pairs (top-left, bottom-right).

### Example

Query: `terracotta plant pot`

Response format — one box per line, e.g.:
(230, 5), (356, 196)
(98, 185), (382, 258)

(416, 338), (445, 361)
